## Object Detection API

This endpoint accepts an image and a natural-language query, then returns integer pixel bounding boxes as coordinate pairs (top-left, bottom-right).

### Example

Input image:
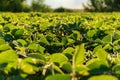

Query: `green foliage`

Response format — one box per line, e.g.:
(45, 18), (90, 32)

(88, 75), (118, 80)
(31, 0), (52, 12)
(46, 74), (72, 80)
(54, 7), (73, 12)
(74, 44), (85, 66)
(0, 0), (26, 12)
(85, 0), (120, 12)
(0, 12), (119, 79)
(0, 0), (52, 12)
(0, 50), (18, 64)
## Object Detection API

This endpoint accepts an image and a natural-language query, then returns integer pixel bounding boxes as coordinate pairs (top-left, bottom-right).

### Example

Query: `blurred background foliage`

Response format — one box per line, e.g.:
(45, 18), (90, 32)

(84, 0), (120, 12)
(0, 0), (120, 12)
(0, 0), (52, 12)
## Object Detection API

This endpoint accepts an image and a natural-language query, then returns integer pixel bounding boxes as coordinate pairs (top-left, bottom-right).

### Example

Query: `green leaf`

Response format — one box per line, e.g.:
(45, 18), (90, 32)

(28, 43), (38, 51)
(93, 45), (102, 53)
(53, 64), (64, 74)
(86, 59), (107, 70)
(95, 48), (108, 60)
(28, 54), (46, 61)
(103, 44), (113, 50)
(75, 44), (85, 66)
(38, 45), (45, 54)
(0, 25), (3, 31)
(70, 33), (77, 40)
(15, 29), (24, 36)
(61, 62), (72, 73)
(14, 29), (24, 39)
(46, 74), (71, 80)
(63, 47), (74, 54)
(28, 54), (46, 64)
(61, 37), (68, 45)
(95, 39), (102, 43)
(102, 35), (112, 43)
(86, 59), (109, 74)
(76, 65), (89, 72)
(4, 24), (14, 31)
(50, 53), (68, 66)
(39, 37), (50, 45)
(76, 65), (89, 75)
(72, 30), (81, 40)
(88, 75), (118, 80)
(20, 58), (39, 74)
(17, 39), (27, 47)
(114, 33), (120, 39)
(28, 43), (45, 53)
(4, 61), (18, 73)
(0, 50), (18, 64)
(69, 30), (81, 40)
(63, 47), (74, 60)
(0, 38), (5, 45)
(87, 30), (97, 38)
(3, 26), (10, 33)
(113, 40), (120, 45)
(0, 44), (11, 51)
(112, 64), (120, 75)
(96, 21), (103, 28)
(67, 38), (75, 45)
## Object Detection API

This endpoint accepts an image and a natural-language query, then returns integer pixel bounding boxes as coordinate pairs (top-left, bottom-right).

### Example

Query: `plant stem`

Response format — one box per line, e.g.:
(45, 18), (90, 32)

(72, 54), (77, 80)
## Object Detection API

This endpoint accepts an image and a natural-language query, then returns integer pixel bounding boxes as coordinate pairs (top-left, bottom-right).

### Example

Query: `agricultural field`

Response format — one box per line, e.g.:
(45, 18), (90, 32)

(0, 12), (120, 80)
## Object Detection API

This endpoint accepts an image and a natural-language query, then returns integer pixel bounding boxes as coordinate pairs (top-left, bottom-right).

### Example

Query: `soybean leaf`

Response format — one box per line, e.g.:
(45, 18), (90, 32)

(0, 38), (5, 45)
(46, 74), (71, 80)
(0, 50), (18, 64)
(76, 65), (89, 75)
(28, 43), (45, 53)
(63, 47), (74, 60)
(95, 48), (108, 60)
(75, 44), (85, 66)
(86, 59), (109, 74)
(102, 35), (112, 43)
(50, 53), (68, 66)
(0, 44), (11, 52)
(15, 29), (24, 36)
(61, 62), (72, 73)
(20, 58), (39, 74)
(114, 33), (120, 40)
(28, 43), (39, 51)
(112, 64), (120, 75)
(53, 64), (64, 74)
(96, 21), (103, 28)
(87, 30), (97, 38)
(63, 47), (74, 54)
(88, 75), (118, 80)
(61, 37), (68, 45)
(17, 39), (27, 47)
(39, 37), (50, 45)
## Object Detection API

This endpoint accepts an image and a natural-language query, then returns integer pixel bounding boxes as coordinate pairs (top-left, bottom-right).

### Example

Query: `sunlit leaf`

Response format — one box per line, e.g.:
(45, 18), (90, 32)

(88, 75), (118, 80)
(75, 44), (85, 66)
(102, 35), (112, 43)
(50, 53), (68, 66)
(39, 36), (50, 45)
(0, 50), (18, 64)
(46, 74), (71, 80)
(0, 44), (11, 51)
